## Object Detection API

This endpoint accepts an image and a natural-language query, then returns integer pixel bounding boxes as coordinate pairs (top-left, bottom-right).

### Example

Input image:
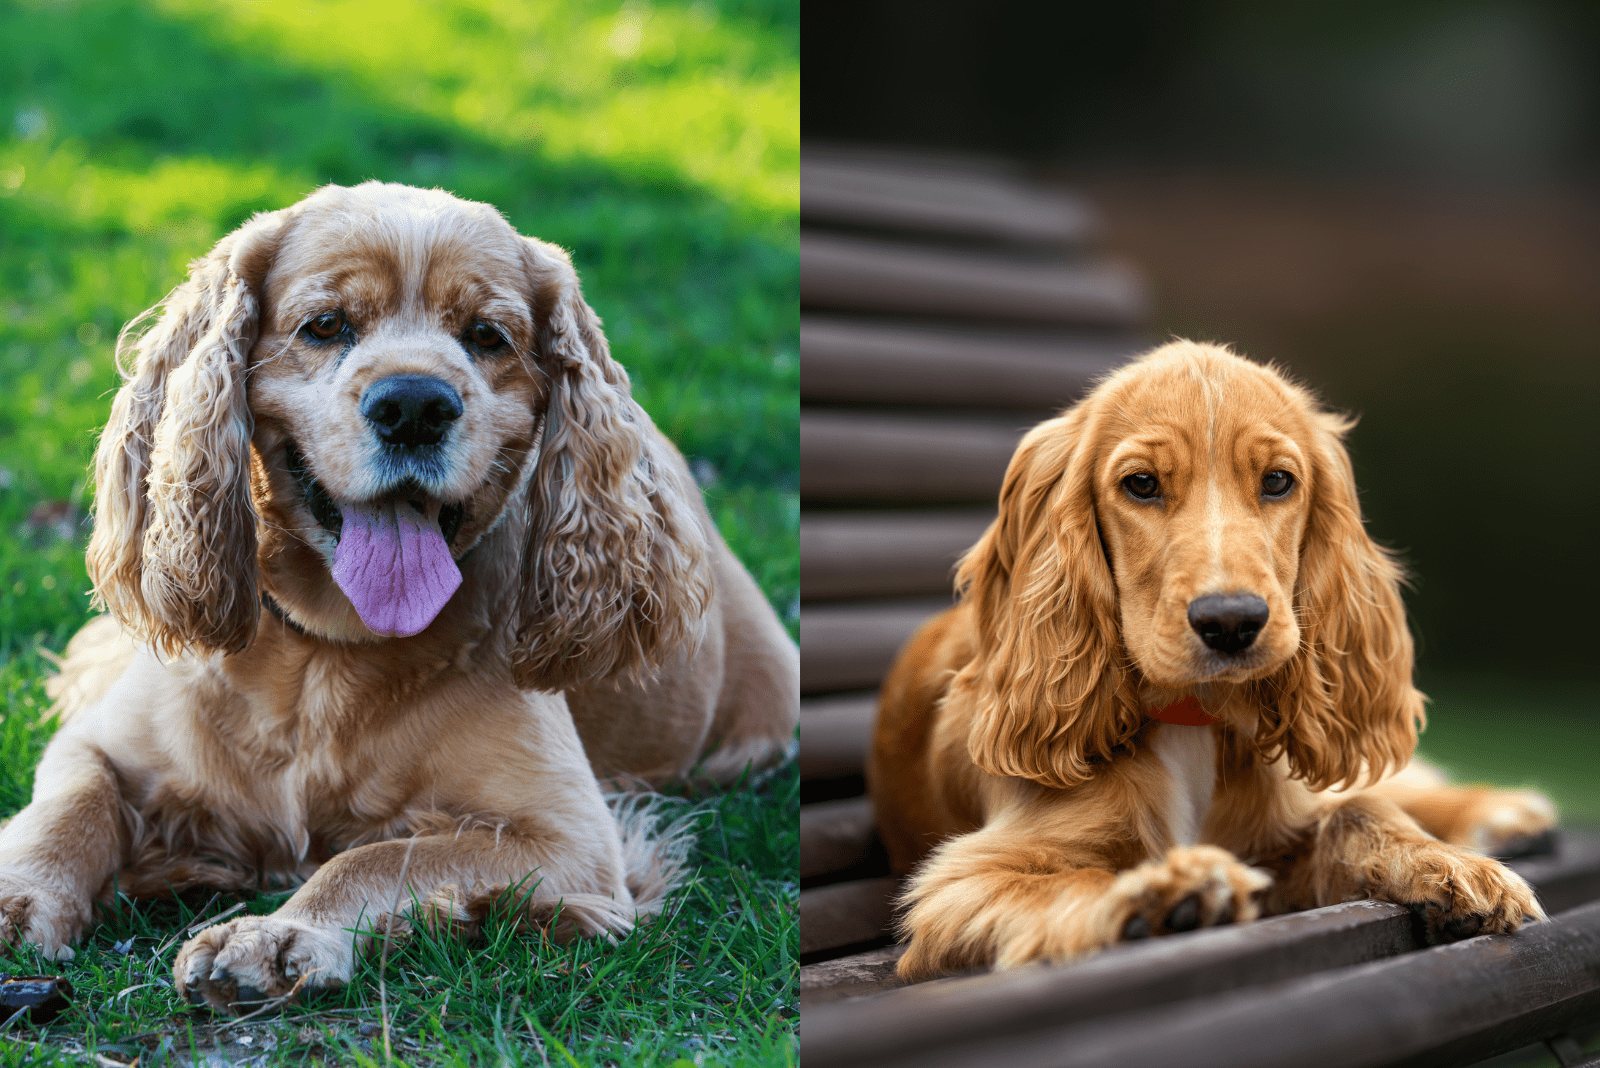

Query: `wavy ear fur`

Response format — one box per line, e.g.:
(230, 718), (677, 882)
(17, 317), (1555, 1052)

(1254, 411), (1423, 790)
(87, 212), (285, 656)
(510, 239), (712, 690)
(953, 404), (1143, 789)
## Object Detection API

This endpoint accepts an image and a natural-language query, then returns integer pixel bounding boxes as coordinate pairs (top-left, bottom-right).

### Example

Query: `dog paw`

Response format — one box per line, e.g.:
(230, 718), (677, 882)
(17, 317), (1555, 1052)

(173, 915), (356, 1014)
(1377, 843), (1544, 945)
(1106, 846), (1272, 943)
(1458, 789), (1558, 859)
(0, 875), (89, 961)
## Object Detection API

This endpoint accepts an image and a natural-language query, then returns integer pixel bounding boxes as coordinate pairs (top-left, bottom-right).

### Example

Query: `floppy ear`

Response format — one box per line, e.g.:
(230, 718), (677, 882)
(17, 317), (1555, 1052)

(1254, 411), (1423, 790)
(509, 239), (713, 690)
(952, 403), (1143, 789)
(87, 211), (285, 656)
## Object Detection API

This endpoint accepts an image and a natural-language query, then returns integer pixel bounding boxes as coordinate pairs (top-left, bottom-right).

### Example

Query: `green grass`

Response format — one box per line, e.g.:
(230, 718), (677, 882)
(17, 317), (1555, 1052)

(1417, 672), (1600, 821)
(0, 0), (797, 1062)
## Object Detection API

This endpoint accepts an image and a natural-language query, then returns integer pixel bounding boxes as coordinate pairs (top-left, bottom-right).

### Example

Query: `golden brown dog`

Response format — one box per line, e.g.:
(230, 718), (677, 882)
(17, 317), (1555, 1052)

(870, 341), (1551, 980)
(0, 182), (797, 1010)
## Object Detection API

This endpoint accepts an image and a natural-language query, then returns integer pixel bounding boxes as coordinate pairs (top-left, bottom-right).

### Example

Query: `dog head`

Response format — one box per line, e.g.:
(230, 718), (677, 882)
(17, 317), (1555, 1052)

(954, 340), (1421, 790)
(88, 182), (711, 687)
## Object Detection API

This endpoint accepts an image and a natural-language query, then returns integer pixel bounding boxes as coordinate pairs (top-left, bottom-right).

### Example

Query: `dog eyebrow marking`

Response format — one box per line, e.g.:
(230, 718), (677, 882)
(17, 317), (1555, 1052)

(1149, 723), (1217, 851)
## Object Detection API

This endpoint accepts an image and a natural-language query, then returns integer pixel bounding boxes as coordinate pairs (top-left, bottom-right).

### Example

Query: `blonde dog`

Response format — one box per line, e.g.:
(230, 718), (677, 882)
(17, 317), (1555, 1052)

(0, 182), (797, 1010)
(871, 341), (1551, 980)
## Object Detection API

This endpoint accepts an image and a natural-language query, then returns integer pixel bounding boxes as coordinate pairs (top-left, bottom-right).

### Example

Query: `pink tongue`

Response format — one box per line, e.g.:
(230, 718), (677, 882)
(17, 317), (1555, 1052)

(331, 499), (462, 637)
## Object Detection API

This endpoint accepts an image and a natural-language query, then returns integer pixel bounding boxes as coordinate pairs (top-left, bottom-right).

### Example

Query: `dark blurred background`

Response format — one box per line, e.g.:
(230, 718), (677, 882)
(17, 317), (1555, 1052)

(805, 0), (1599, 803)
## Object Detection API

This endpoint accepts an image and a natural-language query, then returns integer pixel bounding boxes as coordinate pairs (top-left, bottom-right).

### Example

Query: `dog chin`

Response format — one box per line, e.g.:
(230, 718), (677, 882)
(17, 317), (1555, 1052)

(1142, 646), (1290, 689)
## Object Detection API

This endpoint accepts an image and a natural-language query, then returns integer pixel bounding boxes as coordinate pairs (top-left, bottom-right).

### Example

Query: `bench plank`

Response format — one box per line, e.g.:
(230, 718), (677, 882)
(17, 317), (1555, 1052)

(801, 316), (1129, 410)
(801, 411), (1024, 504)
(800, 599), (948, 694)
(801, 510), (990, 601)
(800, 876), (903, 957)
(802, 232), (1146, 325)
(802, 148), (1098, 246)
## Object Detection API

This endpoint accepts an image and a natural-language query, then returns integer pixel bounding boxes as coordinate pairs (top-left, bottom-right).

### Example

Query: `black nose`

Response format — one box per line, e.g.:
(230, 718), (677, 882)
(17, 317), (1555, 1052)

(360, 375), (463, 448)
(1187, 594), (1270, 654)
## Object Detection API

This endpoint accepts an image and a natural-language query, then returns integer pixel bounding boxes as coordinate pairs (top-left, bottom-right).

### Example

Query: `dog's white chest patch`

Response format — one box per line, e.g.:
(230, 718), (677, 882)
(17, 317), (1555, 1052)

(1150, 724), (1217, 848)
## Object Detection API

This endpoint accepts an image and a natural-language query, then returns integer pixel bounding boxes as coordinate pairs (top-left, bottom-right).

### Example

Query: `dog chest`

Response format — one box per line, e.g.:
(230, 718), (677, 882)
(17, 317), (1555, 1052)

(1149, 724), (1217, 848)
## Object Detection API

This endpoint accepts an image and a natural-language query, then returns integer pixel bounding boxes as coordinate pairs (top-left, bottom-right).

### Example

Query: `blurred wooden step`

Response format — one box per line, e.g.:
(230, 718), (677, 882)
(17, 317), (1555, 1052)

(802, 232), (1146, 325)
(801, 316), (1130, 410)
(800, 692), (877, 779)
(800, 875), (903, 958)
(802, 796), (879, 880)
(801, 944), (909, 1008)
(801, 599), (948, 695)
(802, 411), (1024, 504)
(801, 510), (991, 601)
(802, 146), (1098, 247)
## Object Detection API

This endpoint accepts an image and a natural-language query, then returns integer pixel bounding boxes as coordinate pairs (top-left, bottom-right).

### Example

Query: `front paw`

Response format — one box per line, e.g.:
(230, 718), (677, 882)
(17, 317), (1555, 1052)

(1376, 843), (1543, 944)
(174, 915), (355, 1014)
(1105, 846), (1272, 943)
(0, 875), (89, 961)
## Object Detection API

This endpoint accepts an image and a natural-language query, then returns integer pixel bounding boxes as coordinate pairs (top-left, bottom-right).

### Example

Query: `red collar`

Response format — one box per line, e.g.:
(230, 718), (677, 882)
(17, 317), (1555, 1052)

(1148, 695), (1219, 726)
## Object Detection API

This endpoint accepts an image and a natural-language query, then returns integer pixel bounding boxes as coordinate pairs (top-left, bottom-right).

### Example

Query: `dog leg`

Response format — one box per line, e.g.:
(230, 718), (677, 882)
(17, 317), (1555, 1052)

(173, 829), (634, 1013)
(897, 824), (1270, 980)
(1368, 760), (1557, 857)
(0, 743), (128, 960)
(1277, 792), (1544, 944)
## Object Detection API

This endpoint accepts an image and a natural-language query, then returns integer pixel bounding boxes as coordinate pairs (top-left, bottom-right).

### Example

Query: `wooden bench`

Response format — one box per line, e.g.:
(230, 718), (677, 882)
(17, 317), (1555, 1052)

(799, 145), (1600, 1067)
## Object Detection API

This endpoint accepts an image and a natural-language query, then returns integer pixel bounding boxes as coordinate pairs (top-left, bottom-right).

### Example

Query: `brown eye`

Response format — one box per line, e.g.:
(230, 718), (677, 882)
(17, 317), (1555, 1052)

(1123, 473), (1160, 500)
(305, 311), (346, 340)
(468, 321), (504, 349)
(1262, 470), (1294, 497)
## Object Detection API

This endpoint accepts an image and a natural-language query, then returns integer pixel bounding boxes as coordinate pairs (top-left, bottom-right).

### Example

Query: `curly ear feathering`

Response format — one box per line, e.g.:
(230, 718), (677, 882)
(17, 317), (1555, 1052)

(6, 182), (796, 1011)
(871, 339), (1550, 981)
(511, 237), (712, 690)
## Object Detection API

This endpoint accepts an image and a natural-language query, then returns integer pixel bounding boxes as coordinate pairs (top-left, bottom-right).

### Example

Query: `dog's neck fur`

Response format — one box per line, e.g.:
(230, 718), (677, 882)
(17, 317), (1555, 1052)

(1149, 723), (1217, 851)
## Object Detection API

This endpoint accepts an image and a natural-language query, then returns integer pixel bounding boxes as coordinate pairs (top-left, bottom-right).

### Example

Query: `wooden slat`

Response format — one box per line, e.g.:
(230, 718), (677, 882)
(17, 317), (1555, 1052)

(802, 146), (1098, 247)
(800, 945), (908, 1007)
(801, 316), (1130, 410)
(799, 692), (877, 779)
(801, 510), (990, 601)
(800, 833), (1600, 1066)
(801, 411), (1023, 504)
(800, 876), (903, 957)
(802, 232), (1146, 326)
(801, 599), (948, 694)
(808, 900), (1600, 1068)
(801, 900), (1416, 1062)
(801, 796), (878, 880)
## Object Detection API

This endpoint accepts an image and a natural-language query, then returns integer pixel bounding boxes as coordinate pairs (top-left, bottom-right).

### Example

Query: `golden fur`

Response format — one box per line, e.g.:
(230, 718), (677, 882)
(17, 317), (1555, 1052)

(0, 182), (797, 1010)
(870, 341), (1549, 980)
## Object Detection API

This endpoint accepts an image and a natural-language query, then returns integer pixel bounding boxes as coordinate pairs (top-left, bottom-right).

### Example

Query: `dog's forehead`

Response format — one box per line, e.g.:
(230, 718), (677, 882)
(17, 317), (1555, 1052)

(264, 185), (530, 320)
(1105, 352), (1310, 444)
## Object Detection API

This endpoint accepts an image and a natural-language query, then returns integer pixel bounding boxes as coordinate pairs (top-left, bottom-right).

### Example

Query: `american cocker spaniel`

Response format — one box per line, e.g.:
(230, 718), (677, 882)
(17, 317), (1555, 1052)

(0, 182), (797, 1010)
(870, 341), (1552, 980)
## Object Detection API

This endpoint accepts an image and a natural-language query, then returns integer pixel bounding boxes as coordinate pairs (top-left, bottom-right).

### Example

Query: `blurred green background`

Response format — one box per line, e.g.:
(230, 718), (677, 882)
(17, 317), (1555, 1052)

(806, 0), (1600, 820)
(0, 0), (797, 1062)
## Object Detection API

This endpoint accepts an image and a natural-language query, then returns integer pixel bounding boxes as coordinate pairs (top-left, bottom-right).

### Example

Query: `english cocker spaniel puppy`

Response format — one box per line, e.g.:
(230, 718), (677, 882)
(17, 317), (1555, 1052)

(0, 182), (797, 1011)
(870, 341), (1552, 980)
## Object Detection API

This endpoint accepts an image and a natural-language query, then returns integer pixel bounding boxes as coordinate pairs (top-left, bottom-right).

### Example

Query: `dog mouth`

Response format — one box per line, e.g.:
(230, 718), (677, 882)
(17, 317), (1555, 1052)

(285, 441), (467, 637)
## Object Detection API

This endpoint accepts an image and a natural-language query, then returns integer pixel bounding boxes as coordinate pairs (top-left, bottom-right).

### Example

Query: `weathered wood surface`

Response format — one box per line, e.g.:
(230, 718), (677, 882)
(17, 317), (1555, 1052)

(801, 796), (877, 880)
(800, 944), (908, 1007)
(802, 232), (1146, 326)
(803, 900), (1600, 1068)
(801, 411), (1024, 504)
(799, 833), (1600, 1067)
(800, 316), (1131, 410)
(800, 599), (948, 694)
(800, 510), (990, 601)
(802, 146), (1098, 247)
(798, 692), (877, 782)
(799, 875), (903, 958)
